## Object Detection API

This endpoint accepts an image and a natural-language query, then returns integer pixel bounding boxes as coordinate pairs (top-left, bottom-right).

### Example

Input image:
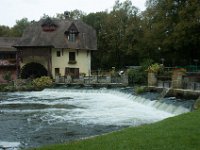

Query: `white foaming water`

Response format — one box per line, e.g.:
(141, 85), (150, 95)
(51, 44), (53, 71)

(1, 88), (190, 126)
(0, 88), (192, 149)
(0, 141), (20, 150)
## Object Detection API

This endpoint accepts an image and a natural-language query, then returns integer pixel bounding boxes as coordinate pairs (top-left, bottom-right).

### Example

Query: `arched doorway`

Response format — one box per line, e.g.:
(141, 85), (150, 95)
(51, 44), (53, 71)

(20, 62), (48, 79)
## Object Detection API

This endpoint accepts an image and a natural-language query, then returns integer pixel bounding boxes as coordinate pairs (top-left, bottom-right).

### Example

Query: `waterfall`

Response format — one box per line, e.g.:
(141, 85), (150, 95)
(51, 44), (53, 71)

(157, 88), (170, 100)
(41, 88), (191, 115)
(132, 96), (190, 115)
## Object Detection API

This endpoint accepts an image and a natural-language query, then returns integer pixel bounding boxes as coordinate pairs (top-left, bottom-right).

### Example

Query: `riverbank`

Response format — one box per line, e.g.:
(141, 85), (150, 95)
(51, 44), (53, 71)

(35, 109), (200, 150)
(0, 77), (53, 92)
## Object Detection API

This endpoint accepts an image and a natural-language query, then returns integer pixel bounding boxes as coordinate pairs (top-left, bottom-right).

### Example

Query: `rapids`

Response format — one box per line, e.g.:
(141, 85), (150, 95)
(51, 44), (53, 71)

(0, 88), (193, 149)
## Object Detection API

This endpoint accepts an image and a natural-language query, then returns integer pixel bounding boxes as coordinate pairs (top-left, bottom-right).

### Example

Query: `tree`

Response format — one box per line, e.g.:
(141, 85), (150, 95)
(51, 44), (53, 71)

(82, 11), (109, 69)
(56, 9), (86, 20)
(11, 18), (30, 37)
(0, 25), (11, 36)
(143, 0), (200, 66)
(83, 0), (140, 69)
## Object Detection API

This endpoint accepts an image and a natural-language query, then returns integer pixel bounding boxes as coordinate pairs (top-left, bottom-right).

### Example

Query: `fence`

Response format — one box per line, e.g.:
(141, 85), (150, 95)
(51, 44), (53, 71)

(55, 74), (128, 85)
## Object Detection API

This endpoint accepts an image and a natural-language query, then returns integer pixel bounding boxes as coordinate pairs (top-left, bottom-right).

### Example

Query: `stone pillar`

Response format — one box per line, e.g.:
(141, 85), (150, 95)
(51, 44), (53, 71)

(172, 69), (185, 89)
(148, 72), (157, 86)
(55, 75), (60, 83)
(121, 74), (128, 85)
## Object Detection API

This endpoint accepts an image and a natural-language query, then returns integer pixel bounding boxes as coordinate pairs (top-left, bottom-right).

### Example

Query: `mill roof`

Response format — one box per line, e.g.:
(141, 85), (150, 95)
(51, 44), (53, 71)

(14, 19), (97, 50)
(0, 37), (20, 52)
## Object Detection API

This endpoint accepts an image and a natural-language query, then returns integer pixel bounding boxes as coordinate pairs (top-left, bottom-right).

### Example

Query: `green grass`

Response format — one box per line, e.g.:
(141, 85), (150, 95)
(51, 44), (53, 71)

(35, 110), (200, 150)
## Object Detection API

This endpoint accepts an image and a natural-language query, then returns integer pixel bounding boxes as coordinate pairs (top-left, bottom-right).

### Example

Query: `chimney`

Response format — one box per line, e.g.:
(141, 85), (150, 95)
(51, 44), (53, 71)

(64, 11), (70, 19)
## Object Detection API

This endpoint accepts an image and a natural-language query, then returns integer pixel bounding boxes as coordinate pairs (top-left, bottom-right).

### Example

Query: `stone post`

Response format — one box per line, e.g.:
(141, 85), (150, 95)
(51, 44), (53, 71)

(148, 72), (157, 86)
(55, 75), (60, 83)
(172, 69), (186, 89)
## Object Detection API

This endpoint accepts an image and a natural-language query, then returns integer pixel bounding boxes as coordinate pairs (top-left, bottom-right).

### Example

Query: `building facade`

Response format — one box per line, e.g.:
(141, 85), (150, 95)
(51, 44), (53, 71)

(14, 18), (97, 79)
(0, 37), (19, 83)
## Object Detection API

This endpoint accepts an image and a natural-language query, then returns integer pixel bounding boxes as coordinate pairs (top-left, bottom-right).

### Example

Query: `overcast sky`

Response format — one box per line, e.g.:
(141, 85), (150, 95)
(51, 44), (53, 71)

(0, 0), (146, 27)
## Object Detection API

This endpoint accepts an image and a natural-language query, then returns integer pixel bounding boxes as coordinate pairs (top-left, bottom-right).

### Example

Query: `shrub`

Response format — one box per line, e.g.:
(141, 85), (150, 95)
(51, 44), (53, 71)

(174, 68), (187, 74)
(193, 98), (200, 110)
(146, 63), (161, 73)
(3, 71), (12, 82)
(128, 69), (147, 85)
(134, 86), (146, 95)
(0, 84), (8, 91)
(32, 76), (53, 89)
(4, 85), (16, 92)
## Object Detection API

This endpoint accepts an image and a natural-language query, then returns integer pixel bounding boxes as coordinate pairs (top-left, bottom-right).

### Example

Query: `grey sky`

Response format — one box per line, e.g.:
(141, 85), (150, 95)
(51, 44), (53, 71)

(0, 0), (146, 27)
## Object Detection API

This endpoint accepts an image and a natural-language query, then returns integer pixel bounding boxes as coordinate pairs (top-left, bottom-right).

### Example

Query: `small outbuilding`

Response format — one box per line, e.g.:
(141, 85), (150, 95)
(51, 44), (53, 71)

(0, 37), (19, 83)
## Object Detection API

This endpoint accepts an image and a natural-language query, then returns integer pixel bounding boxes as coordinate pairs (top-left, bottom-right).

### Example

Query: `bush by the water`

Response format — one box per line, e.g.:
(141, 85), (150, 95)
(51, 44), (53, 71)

(3, 71), (12, 82)
(194, 98), (200, 110)
(128, 59), (154, 85)
(128, 69), (147, 84)
(32, 76), (53, 89)
(0, 77), (53, 92)
(135, 86), (146, 94)
(0, 84), (8, 91)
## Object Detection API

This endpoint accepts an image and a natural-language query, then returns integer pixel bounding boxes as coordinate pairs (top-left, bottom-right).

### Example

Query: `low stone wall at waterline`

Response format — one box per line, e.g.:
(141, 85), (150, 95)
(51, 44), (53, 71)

(55, 74), (129, 85)
(148, 70), (200, 91)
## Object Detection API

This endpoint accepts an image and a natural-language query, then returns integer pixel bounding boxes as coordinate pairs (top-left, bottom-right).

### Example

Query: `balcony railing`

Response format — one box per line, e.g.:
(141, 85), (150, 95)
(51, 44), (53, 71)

(68, 60), (77, 64)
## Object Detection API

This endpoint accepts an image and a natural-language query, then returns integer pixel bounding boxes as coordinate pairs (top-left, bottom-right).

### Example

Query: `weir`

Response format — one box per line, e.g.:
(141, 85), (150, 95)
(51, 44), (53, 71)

(0, 88), (193, 149)
(157, 88), (170, 100)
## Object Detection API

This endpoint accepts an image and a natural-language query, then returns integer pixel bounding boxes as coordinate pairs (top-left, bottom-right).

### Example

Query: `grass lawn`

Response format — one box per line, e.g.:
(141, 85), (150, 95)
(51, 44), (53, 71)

(35, 110), (200, 150)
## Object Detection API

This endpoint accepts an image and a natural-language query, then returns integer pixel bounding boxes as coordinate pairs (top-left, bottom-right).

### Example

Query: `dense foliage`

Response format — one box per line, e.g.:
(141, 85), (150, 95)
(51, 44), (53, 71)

(0, 18), (30, 37)
(32, 76), (53, 89)
(1, 0), (199, 69)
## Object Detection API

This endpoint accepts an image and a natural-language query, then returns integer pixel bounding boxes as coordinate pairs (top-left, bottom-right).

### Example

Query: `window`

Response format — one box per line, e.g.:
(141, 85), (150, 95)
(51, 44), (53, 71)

(68, 33), (76, 42)
(55, 68), (60, 76)
(65, 67), (79, 78)
(65, 23), (79, 42)
(68, 52), (76, 64)
(57, 51), (61, 57)
(69, 52), (75, 61)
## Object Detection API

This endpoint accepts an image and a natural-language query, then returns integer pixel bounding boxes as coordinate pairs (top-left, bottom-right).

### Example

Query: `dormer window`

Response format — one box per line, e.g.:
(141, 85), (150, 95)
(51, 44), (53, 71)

(64, 23), (79, 42)
(68, 32), (76, 42)
(41, 17), (57, 32)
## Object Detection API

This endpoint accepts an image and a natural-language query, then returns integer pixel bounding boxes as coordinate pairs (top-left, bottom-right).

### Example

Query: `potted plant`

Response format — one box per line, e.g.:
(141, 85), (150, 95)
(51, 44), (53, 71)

(146, 63), (161, 86)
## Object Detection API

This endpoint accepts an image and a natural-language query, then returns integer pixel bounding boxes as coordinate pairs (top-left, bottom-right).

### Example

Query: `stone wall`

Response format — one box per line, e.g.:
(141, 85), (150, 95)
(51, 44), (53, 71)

(54, 75), (128, 85)
(0, 68), (17, 83)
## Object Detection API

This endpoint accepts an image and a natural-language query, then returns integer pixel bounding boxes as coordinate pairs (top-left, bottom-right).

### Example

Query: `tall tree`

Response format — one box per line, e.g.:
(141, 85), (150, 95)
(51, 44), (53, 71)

(82, 11), (109, 69)
(143, 0), (200, 66)
(83, 0), (140, 69)
(11, 18), (30, 37)
(56, 9), (86, 20)
(0, 25), (11, 36)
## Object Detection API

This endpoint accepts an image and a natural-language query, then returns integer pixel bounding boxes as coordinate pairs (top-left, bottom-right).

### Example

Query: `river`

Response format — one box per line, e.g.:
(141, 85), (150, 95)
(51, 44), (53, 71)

(0, 87), (193, 149)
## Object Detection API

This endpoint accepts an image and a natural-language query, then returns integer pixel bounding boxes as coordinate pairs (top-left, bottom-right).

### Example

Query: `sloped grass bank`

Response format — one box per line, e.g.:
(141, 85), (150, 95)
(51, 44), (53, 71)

(35, 110), (200, 150)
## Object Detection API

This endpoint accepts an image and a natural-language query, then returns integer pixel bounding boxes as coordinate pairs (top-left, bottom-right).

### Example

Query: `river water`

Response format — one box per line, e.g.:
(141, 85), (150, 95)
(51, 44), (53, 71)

(0, 87), (193, 149)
